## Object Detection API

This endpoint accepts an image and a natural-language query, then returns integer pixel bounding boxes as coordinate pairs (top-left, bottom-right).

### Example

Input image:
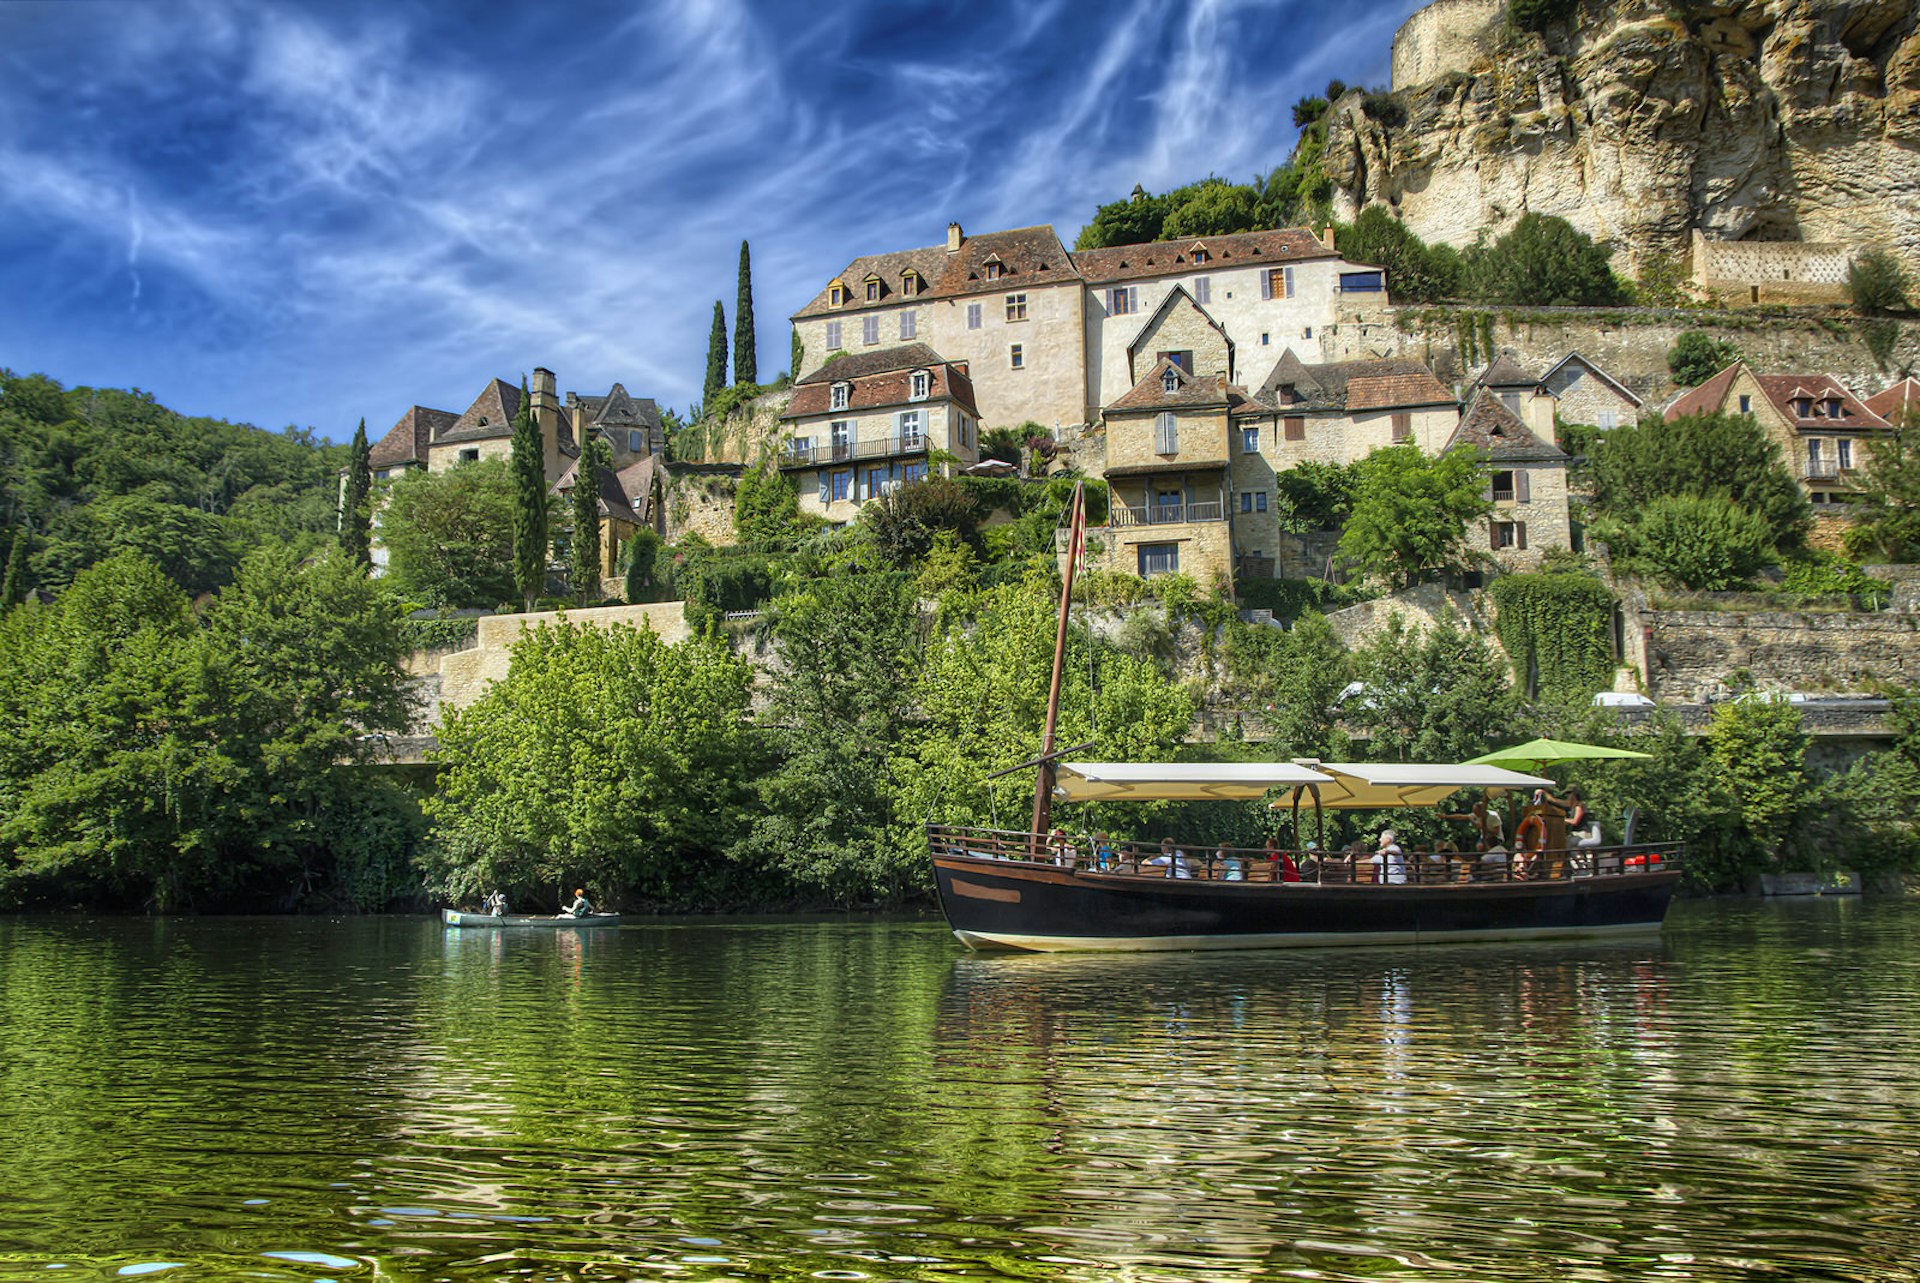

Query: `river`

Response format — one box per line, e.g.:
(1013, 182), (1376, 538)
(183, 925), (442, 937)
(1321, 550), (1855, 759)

(1, 900), (1916, 1282)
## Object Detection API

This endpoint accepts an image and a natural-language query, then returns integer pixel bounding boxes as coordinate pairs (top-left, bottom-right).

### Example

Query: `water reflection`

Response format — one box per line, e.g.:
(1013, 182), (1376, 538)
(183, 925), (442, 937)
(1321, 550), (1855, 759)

(0, 903), (1916, 1280)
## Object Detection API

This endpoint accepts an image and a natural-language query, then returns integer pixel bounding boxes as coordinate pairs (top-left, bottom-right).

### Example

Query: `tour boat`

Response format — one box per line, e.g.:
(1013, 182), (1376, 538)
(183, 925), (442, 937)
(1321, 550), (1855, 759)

(441, 909), (622, 928)
(925, 483), (1684, 953)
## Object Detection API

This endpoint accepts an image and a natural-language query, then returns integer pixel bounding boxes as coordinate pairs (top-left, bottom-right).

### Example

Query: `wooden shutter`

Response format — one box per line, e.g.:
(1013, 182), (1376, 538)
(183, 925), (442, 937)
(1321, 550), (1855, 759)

(1515, 470), (1531, 503)
(818, 473), (831, 504)
(1283, 266), (1295, 298)
(1284, 416), (1305, 441)
(1516, 521), (1529, 550)
(1259, 271), (1272, 300)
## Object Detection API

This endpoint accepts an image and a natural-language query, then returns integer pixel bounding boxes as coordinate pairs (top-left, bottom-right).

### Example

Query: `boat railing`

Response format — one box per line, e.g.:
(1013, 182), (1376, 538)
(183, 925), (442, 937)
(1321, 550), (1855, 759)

(926, 824), (1684, 885)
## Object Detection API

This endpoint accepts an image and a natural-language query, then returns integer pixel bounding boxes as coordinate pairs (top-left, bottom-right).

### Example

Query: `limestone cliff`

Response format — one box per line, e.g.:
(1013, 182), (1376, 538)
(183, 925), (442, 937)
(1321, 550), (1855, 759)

(1326, 0), (1920, 276)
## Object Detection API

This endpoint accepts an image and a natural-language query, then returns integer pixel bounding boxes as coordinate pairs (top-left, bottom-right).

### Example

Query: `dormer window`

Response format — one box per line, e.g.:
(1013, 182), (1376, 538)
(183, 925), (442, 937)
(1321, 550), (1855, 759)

(828, 282), (848, 307)
(901, 271), (921, 297)
(864, 275), (881, 302)
(830, 382), (850, 411)
(910, 370), (931, 401)
(984, 259), (1004, 281)
(1795, 398), (1812, 417)
(1162, 368), (1180, 393)
(1191, 246), (1209, 265)
(1825, 397), (1842, 418)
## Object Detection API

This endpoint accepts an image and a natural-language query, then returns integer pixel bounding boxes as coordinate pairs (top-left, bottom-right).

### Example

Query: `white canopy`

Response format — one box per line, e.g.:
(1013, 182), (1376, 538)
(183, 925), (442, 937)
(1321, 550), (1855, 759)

(1273, 762), (1557, 811)
(1055, 761), (1334, 802)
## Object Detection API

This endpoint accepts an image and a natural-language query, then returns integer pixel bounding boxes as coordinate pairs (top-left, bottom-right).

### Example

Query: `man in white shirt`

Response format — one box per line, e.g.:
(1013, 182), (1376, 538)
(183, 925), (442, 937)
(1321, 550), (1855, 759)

(1369, 830), (1407, 885)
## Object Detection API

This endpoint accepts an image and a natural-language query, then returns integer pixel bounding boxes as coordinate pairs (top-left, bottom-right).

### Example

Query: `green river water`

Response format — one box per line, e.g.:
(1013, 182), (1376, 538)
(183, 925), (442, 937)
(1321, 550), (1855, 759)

(1, 900), (1917, 1282)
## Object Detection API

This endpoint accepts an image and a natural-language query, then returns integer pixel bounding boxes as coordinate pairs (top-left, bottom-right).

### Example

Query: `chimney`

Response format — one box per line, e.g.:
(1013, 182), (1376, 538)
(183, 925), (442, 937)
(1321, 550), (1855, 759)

(1318, 224), (1336, 253)
(947, 222), (964, 253)
(952, 360), (969, 377)
(530, 367), (563, 480)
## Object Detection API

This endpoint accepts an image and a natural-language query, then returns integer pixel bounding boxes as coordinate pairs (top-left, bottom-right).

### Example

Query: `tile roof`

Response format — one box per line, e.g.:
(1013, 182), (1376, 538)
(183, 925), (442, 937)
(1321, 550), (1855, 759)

(1476, 352), (1539, 389)
(435, 378), (525, 446)
(1541, 351), (1643, 407)
(578, 383), (662, 431)
(1074, 227), (1341, 285)
(1256, 349), (1454, 412)
(784, 348), (979, 420)
(1446, 389), (1567, 461)
(553, 458), (642, 525)
(1865, 377), (1920, 424)
(616, 456), (665, 523)
(369, 406), (456, 469)
(793, 227), (1080, 319)
(795, 342), (945, 385)
(1663, 363), (1742, 420)
(1750, 373), (1888, 431)
(1104, 356), (1233, 413)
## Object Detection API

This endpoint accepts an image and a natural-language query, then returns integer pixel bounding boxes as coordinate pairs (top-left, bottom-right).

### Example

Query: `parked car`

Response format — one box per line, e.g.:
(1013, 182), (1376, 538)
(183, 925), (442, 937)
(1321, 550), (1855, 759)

(1593, 692), (1656, 708)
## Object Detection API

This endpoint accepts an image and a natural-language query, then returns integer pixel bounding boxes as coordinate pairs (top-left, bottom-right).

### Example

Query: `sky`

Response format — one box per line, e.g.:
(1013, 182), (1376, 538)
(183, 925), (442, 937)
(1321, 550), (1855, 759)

(0, 0), (1416, 442)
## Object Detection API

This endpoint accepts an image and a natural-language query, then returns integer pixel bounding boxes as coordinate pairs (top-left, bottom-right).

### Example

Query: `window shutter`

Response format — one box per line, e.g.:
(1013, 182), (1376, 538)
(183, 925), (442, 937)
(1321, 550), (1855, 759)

(1489, 519), (1498, 547)
(1516, 521), (1529, 550)
(1283, 266), (1295, 297)
(1259, 272), (1272, 301)
(1515, 470), (1531, 503)
(819, 473), (831, 504)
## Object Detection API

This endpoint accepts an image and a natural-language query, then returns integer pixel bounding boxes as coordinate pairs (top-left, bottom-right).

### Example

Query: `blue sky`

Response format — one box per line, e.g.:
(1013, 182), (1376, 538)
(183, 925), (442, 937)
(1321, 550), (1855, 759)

(0, 0), (1415, 441)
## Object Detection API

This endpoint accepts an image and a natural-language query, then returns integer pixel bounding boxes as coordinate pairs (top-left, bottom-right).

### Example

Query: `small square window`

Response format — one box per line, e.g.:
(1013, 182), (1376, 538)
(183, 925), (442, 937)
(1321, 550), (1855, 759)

(1006, 293), (1027, 322)
(459, 447), (480, 463)
(1010, 344), (1024, 369)
(1261, 332), (1270, 346)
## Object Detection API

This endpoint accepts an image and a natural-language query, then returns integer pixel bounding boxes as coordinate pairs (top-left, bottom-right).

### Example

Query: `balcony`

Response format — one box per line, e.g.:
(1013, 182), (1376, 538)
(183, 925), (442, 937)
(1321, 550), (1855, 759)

(1112, 501), (1226, 526)
(779, 435), (928, 470)
(1804, 459), (1850, 482)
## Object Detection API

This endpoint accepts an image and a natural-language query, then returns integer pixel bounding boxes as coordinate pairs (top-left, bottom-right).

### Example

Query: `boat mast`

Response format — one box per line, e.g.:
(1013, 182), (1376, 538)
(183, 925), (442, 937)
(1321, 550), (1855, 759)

(1031, 482), (1087, 845)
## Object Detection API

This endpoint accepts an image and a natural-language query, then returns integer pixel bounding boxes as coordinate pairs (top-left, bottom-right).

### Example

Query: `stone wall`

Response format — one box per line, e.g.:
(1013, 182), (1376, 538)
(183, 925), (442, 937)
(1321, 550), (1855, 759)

(1390, 0), (1504, 89)
(1633, 606), (1920, 702)
(663, 468), (741, 545)
(1691, 230), (1855, 306)
(434, 601), (691, 714)
(1083, 519), (1234, 589)
(1322, 583), (1499, 650)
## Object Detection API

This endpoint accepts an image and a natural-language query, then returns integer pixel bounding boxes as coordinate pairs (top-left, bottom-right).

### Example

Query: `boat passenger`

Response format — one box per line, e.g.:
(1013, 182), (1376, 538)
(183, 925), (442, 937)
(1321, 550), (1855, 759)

(1368, 830), (1407, 885)
(1094, 833), (1115, 870)
(559, 888), (593, 918)
(483, 890), (508, 917)
(1440, 799), (1505, 850)
(1278, 839), (1303, 883)
(1217, 841), (1245, 881)
(1537, 787), (1603, 868)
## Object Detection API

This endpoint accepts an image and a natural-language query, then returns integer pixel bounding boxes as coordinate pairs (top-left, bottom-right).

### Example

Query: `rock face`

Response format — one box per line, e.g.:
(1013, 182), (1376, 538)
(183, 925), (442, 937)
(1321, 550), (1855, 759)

(1326, 0), (1920, 277)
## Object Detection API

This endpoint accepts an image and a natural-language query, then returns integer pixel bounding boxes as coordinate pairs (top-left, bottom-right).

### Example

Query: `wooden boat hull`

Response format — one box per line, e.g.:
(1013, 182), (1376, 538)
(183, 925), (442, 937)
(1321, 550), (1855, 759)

(441, 909), (622, 928)
(931, 855), (1680, 952)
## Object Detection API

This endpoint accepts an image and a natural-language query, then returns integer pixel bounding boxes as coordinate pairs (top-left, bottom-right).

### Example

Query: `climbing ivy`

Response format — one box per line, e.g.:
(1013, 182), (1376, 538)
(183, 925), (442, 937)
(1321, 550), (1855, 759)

(1490, 570), (1616, 703)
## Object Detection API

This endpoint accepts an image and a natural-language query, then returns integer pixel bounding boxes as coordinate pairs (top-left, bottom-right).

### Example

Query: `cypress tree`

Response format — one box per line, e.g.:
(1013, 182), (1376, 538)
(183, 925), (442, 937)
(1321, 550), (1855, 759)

(340, 417), (373, 569)
(510, 376), (549, 610)
(703, 300), (728, 413)
(0, 527), (26, 609)
(790, 326), (803, 380)
(734, 240), (757, 386)
(571, 437), (611, 603)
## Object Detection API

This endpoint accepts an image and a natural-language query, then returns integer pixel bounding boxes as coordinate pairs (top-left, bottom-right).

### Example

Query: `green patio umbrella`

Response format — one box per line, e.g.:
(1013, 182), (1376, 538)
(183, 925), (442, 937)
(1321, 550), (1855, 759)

(1465, 737), (1653, 771)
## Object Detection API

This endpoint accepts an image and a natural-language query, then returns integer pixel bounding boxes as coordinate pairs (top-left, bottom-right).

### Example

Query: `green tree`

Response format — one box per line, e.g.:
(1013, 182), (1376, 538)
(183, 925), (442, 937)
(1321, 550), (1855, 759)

(0, 528), (25, 608)
(1274, 460), (1356, 531)
(734, 241), (757, 385)
(1848, 248), (1912, 315)
(1705, 696), (1809, 868)
(1666, 331), (1739, 386)
(742, 571), (923, 903)
(1264, 611), (1352, 759)
(1074, 188), (1171, 250)
(862, 476), (980, 566)
(423, 620), (756, 907)
(789, 326), (803, 380)
(1597, 494), (1777, 590)
(381, 457), (520, 608)
(733, 459), (800, 547)
(1348, 612), (1516, 763)
(340, 417), (373, 568)
(1161, 179), (1263, 239)
(1335, 206), (1460, 303)
(1465, 213), (1630, 306)
(703, 300), (728, 411)
(510, 376), (548, 610)
(1588, 410), (1809, 555)
(624, 526), (671, 603)
(569, 437), (611, 602)
(1846, 412), (1920, 561)
(1337, 445), (1491, 588)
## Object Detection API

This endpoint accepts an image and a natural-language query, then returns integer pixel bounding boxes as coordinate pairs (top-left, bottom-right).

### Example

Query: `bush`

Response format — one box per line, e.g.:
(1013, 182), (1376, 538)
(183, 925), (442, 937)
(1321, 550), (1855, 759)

(1598, 494), (1777, 590)
(1274, 460), (1356, 531)
(1464, 213), (1630, 307)
(1334, 207), (1460, 304)
(861, 477), (981, 567)
(1667, 331), (1739, 386)
(1778, 552), (1891, 608)
(674, 545), (781, 628)
(1588, 411), (1809, 554)
(625, 526), (672, 602)
(1848, 249), (1912, 316)
(398, 615), (481, 652)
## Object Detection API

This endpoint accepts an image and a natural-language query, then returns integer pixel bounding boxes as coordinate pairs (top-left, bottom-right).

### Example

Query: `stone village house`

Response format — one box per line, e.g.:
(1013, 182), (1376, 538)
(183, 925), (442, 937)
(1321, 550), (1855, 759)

(1664, 362), (1893, 507)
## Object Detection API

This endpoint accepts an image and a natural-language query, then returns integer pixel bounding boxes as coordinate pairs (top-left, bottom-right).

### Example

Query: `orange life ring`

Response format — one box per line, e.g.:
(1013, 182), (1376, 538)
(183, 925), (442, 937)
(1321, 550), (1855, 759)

(1515, 815), (1548, 851)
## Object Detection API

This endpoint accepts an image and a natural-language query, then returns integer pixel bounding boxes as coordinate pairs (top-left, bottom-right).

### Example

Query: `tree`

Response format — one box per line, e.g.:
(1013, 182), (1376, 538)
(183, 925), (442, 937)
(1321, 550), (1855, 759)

(1337, 445), (1491, 588)
(1274, 460), (1356, 531)
(789, 326), (803, 379)
(703, 300), (728, 411)
(381, 457), (519, 608)
(1263, 611), (1351, 759)
(742, 571), (924, 903)
(1348, 612), (1517, 763)
(1597, 494), (1778, 590)
(1705, 696), (1809, 867)
(979, 426), (1025, 466)
(1335, 206), (1460, 303)
(1848, 248), (1912, 315)
(1074, 188), (1171, 250)
(734, 241), (757, 386)
(1588, 410), (1809, 559)
(1846, 412), (1920, 561)
(1161, 180), (1263, 239)
(1465, 213), (1630, 307)
(0, 528), (25, 608)
(423, 621), (756, 907)
(862, 476), (980, 566)
(340, 417), (373, 569)
(510, 376), (548, 610)
(569, 436), (611, 602)
(733, 459), (800, 547)
(1667, 331), (1739, 386)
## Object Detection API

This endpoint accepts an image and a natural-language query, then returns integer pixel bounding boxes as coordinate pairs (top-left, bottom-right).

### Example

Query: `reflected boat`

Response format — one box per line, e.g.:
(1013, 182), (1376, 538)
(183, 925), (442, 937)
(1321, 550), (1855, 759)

(440, 909), (622, 929)
(926, 482), (1684, 953)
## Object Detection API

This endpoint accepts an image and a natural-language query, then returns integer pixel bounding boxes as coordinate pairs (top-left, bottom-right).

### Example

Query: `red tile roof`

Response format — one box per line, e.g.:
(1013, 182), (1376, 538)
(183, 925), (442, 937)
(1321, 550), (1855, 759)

(1074, 227), (1341, 285)
(793, 227), (1080, 319)
(1865, 377), (1920, 425)
(1446, 389), (1566, 461)
(1663, 364), (1742, 420)
(783, 347), (979, 420)
(1104, 357), (1232, 413)
(369, 405), (456, 469)
(1749, 374), (1888, 431)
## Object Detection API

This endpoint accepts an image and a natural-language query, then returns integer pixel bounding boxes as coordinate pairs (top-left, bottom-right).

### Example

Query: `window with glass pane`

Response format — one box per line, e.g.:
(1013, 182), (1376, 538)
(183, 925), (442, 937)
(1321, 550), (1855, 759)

(1006, 293), (1027, 321)
(832, 470), (852, 501)
(899, 410), (923, 449)
(1137, 542), (1179, 576)
(1154, 412), (1178, 455)
(1241, 427), (1258, 453)
(904, 461), (927, 484)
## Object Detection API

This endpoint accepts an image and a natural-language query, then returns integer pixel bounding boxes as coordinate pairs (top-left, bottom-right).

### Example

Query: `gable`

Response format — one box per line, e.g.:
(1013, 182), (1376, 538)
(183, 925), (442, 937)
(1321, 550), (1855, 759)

(1126, 286), (1232, 387)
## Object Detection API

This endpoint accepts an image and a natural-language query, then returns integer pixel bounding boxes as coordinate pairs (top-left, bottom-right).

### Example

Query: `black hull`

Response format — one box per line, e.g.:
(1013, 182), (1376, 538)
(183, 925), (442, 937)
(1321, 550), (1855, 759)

(932, 856), (1680, 952)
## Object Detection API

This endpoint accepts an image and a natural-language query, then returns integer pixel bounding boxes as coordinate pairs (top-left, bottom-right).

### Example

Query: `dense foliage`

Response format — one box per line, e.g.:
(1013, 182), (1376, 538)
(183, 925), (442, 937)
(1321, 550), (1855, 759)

(1337, 445), (1491, 587)
(703, 300), (728, 411)
(341, 418), (373, 569)
(734, 240), (758, 386)
(381, 458), (522, 609)
(1666, 331), (1739, 386)
(569, 437), (611, 601)
(0, 370), (344, 596)
(1347, 613), (1518, 764)
(1490, 570), (1615, 702)
(1848, 248), (1912, 316)
(0, 548), (418, 910)
(1332, 207), (1461, 304)
(1847, 412), (1920, 562)
(1461, 214), (1630, 307)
